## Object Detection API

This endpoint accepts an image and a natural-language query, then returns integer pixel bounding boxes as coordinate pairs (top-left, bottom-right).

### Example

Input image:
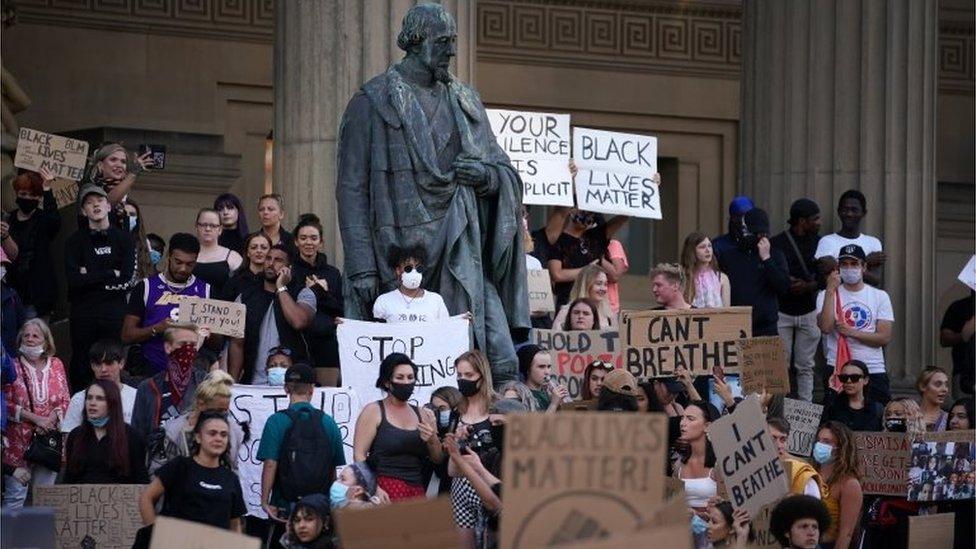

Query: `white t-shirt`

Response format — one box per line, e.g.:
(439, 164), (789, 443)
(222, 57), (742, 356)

(526, 254), (543, 271)
(60, 383), (138, 433)
(373, 289), (450, 323)
(815, 284), (894, 373)
(815, 233), (883, 259)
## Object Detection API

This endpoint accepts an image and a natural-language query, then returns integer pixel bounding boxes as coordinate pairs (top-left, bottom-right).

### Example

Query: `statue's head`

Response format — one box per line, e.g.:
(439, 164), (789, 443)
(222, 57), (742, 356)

(397, 3), (457, 83)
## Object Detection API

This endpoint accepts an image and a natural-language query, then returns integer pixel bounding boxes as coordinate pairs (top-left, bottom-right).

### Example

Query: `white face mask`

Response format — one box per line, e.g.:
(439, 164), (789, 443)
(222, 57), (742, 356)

(19, 345), (44, 360)
(840, 266), (862, 285)
(401, 269), (423, 290)
(267, 367), (287, 386)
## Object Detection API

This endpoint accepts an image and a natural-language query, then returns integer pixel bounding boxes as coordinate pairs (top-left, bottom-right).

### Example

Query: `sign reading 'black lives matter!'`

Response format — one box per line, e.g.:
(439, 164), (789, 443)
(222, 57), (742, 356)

(572, 127), (660, 219)
(487, 109), (573, 207)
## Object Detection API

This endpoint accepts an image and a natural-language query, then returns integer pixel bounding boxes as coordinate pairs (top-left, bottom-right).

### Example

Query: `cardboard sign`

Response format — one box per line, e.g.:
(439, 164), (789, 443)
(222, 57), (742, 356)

(560, 525), (691, 549)
(782, 398), (824, 457)
(33, 484), (145, 549)
(621, 307), (752, 378)
(487, 109), (573, 206)
(337, 318), (467, 405)
(334, 497), (458, 549)
(532, 329), (622, 400)
(230, 385), (361, 517)
(854, 431), (912, 496)
(739, 337), (790, 395)
(501, 412), (668, 548)
(149, 516), (260, 549)
(527, 269), (556, 313)
(708, 398), (788, 516)
(749, 504), (779, 549)
(178, 297), (246, 338)
(907, 430), (975, 502)
(14, 128), (89, 181)
(572, 127), (660, 219)
(50, 177), (80, 209)
(908, 513), (955, 548)
(959, 254), (976, 291)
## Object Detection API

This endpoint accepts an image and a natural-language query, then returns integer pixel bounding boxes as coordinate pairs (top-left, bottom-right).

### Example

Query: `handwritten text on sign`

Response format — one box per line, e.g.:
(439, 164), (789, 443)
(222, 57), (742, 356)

(337, 318), (468, 405)
(527, 269), (556, 313)
(179, 297), (246, 338)
(230, 385), (361, 518)
(573, 127), (660, 219)
(532, 329), (621, 400)
(487, 109), (573, 207)
(738, 337), (791, 395)
(854, 432), (912, 496)
(501, 412), (668, 549)
(782, 398), (824, 457)
(621, 307), (752, 378)
(33, 484), (145, 549)
(708, 398), (788, 516)
(15, 128), (90, 181)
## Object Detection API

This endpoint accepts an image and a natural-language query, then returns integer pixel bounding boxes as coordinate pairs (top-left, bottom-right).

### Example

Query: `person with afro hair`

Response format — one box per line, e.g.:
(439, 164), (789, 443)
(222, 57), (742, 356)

(769, 494), (831, 548)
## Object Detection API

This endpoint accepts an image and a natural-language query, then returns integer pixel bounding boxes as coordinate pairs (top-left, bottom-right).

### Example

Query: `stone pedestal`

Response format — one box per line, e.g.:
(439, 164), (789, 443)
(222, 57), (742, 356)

(273, 0), (475, 267)
(739, 0), (938, 383)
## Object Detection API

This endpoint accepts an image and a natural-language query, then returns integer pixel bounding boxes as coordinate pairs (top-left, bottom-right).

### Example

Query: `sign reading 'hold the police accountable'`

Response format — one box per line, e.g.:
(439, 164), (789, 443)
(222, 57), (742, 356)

(572, 127), (660, 219)
(532, 329), (622, 400)
(621, 307), (752, 378)
(487, 109), (574, 207)
(501, 412), (667, 548)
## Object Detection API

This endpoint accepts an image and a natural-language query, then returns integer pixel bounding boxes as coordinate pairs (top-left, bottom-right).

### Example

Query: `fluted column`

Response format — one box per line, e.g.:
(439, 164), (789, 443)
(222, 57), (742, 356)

(739, 0), (938, 384)
(273, 0), (476, 266)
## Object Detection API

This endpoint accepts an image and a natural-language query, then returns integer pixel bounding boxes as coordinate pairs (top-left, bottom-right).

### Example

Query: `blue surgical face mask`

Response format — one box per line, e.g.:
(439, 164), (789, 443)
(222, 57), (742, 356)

(149, 249), (162, 266)
(267, 367), (287, 387)
(128, 215), (138, 232)
(88, 415), (109, 428)
(330, 480), (349, 508)
(690, 514), (708, 535)
(813, 441), (835, 464)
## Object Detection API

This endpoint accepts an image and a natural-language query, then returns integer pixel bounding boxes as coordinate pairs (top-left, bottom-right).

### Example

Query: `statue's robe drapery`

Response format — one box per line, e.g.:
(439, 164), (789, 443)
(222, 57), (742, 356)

(336, 67), (529, 382)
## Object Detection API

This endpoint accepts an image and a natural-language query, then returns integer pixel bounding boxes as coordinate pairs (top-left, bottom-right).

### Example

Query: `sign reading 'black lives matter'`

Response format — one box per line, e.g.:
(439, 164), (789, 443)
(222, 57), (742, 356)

(572, 127), (660, 219)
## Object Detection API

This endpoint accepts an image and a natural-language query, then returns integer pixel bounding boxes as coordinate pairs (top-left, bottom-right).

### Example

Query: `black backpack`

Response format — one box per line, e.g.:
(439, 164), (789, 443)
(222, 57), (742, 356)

(275, 407), (333, 502)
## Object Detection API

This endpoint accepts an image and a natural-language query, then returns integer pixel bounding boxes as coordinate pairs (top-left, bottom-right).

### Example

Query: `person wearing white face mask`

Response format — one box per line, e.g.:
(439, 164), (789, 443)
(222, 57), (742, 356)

(816, 244), (895, 404)
(371, 244), (451, 323)
(265, 346), (294, 387)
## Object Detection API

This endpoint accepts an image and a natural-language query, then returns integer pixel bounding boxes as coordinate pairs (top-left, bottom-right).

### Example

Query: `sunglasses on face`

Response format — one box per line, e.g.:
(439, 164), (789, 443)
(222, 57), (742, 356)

(403, 265), (423, 273)
(838, 374), (864, 383)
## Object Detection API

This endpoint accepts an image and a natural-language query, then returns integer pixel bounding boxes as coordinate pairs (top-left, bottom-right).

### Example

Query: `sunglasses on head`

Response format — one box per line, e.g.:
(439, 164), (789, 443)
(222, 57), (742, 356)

(403, 265), (423, 273)
(590, 360), (613, 371)
(268, 346), (293, 357)
(838, 374), (864, 383)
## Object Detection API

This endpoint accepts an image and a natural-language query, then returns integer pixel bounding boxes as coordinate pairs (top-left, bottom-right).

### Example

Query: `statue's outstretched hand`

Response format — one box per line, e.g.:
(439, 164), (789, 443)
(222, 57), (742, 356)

(349, 272), (379, 316)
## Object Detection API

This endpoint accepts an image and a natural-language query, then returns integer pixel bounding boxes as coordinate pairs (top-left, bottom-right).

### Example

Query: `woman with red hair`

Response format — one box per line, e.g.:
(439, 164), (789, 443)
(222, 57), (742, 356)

(6, 168), (61, 318)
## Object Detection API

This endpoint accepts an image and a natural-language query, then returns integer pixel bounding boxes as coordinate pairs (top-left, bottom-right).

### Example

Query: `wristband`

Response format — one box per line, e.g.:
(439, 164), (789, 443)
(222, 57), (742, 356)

(277, 286), (288, 294)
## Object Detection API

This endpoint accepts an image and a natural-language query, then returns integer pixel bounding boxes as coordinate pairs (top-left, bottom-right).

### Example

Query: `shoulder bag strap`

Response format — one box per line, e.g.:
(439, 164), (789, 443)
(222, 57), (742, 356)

(784, 230), (813, 279)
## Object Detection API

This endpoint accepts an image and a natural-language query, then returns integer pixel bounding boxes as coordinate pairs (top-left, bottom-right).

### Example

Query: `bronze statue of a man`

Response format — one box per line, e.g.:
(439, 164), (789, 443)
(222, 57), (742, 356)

(336, 3), (528, 383)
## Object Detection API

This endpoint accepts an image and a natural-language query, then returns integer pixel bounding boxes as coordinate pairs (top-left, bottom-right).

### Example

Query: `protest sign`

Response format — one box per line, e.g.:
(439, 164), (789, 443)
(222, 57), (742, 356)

(15, 128), (89, 181)
(50, 178), (79, 209)
(908, 513), (955, 548)
(33, 484), (145, 549)
(749, 504), (779, 549)
(572, 127), (660, 219)
(561, 525), (691, 549)
(708, 398), (788, 516)
(907, 430), (975, 502)
(621, 307), (752, 378)
(178, 297), (246, 338)
(738, 337), (790, 395)
(854, 431), (912, 496)
(532, 329), (622, 399)
(337, 318), (467, 405)
(487, 109), (573, 206)
(150, 516), (260, 549)
(230, 385), (361, 517)
(782, 398), (824, 457)
(334, 496), (458, 549)
(501, 412), (668, 548)
(959, 255), (976, 291)
(527, 269), (556, 313)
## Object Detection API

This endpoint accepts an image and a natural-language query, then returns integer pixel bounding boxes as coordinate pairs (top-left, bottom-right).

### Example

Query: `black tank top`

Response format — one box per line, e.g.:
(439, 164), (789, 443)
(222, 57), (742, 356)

(366, 401), (428, 486)
(193, 249), (232, 298)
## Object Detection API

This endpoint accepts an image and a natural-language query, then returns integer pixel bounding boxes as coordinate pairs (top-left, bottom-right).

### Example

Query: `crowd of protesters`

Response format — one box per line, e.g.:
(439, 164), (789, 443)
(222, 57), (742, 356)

(0, 141), (973, 549)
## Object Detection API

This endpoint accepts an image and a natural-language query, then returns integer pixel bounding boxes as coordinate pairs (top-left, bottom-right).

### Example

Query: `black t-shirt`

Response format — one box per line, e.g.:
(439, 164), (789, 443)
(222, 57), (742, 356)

(770, 229), (821, 316)
(530, 228), (554, 266)
(156, 456), (246, 529)
(548, 227), (609, 307)
(941, 293), (975, 374)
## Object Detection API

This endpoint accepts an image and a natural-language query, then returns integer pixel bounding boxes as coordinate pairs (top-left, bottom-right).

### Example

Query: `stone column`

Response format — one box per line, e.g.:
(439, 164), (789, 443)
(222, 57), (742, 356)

(739, 0), (938, 384)
(273, 0), (475, 267)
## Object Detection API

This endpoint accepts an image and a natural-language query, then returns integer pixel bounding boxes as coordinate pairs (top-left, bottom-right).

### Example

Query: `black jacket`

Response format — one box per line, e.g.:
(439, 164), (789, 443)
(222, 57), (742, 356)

(7, 190), (62, 316)
(292, 253), (344, 368)
(64, 226), (134, 315)
(718, 245), (790, 336)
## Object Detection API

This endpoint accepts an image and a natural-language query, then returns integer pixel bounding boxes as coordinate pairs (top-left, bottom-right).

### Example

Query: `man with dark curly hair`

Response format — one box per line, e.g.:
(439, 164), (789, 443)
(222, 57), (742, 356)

(769, 494), (831, 548)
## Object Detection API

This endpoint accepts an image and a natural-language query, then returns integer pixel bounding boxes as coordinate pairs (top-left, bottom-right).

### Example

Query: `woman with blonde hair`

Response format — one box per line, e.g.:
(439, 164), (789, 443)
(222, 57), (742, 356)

(915, 366), (950, 432)
(552, 264), (615, 328)
(680, 232), (730, 308)
(883, 398), (926, 438)
(158, 370), (245, 473)
(814, 421), (863, 549)
(82, 143), (153, 231)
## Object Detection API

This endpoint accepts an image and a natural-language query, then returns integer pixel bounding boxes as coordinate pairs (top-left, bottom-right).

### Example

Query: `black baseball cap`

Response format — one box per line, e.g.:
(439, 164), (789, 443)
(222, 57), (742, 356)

(285, 363), (315, 384)
(838, 244), (866, 262)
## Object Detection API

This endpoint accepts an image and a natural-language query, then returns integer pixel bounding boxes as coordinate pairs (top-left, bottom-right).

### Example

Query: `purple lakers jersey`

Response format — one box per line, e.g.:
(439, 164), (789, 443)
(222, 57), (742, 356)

(139, 274), (210, 372)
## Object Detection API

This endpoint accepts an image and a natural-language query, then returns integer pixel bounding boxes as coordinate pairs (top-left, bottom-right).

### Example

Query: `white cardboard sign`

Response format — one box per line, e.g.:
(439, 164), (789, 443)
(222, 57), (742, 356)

(487, 109), (574, 206)
(572, 127), (660, 219)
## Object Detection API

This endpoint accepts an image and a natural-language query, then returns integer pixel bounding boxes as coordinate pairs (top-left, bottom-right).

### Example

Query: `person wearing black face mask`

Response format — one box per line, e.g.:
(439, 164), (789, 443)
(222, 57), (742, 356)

(6, 169), (61, 319)
(352, 353), (441, 502)
(718, 208), (790, 337)
(711, 196), (754, 263)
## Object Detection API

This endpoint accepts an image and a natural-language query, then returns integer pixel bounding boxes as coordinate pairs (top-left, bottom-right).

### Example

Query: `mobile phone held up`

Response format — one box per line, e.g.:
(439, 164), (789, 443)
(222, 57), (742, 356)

(138, 144), (166, 170)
